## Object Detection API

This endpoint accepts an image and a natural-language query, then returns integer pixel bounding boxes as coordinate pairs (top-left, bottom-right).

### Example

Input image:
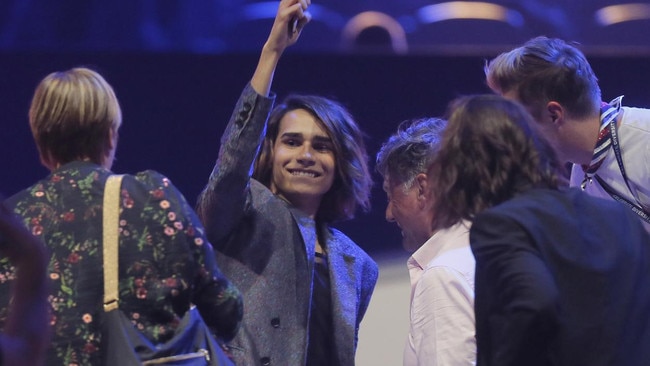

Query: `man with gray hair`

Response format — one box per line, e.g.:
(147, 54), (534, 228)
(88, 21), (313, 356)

(376, 118), (476, 366)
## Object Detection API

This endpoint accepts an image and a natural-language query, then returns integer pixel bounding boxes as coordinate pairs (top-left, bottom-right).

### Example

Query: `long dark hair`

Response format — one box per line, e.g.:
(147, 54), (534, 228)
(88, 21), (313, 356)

(431, 94), (565, 229)
(253, 94), (372, 223)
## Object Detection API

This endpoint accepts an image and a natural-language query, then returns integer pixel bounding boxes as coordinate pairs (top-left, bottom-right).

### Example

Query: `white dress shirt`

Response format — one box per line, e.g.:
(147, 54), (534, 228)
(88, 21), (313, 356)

(403, 220), (476, 366)
(570, 106), (650, 233)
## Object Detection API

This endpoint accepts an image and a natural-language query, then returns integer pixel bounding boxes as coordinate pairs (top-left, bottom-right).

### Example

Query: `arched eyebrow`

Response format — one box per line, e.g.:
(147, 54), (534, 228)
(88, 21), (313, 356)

(312, 135), (333, 144)
(279, 132), (332, 144)
(279, 132), (303, 139)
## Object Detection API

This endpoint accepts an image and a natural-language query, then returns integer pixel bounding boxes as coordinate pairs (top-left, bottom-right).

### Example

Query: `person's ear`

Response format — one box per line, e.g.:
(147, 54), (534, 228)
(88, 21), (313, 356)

(546, 101), (565, 126)
(415, 173), (429, 201)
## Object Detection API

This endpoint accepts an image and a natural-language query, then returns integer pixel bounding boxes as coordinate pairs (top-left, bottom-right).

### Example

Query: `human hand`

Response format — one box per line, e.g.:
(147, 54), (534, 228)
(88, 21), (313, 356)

(250, 0), (311, 95)
(264, 0), (312, 54)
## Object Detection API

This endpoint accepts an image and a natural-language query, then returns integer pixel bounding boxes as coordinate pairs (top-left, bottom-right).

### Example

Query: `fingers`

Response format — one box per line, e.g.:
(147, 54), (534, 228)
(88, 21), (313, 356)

(286, 1), (311, 36)
(287, 3), (307, 21)
(295, 10), (312, 33)
(298, 0), (310, 10)
(265, 0), (311, 51)
(283, 0), (310, 10)
(280, 0), (309, 16)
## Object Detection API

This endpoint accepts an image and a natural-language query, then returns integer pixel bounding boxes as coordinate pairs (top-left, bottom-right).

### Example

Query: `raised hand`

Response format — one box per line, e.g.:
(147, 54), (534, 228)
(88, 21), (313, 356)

(251, 0), (312, 96)
(265, 0), (312, 53)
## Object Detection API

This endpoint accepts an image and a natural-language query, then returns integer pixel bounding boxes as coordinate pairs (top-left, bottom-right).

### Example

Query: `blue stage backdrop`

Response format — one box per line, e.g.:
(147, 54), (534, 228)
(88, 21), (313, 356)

(1, 0), (649, 54)
(1, 52), (649, 253)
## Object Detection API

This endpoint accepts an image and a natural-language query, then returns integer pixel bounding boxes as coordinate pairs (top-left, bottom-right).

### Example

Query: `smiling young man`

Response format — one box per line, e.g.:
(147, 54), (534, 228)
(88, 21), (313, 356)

(269, 108), (336, 217)
(196, 1), (378, 364)
(376, 118), (476, 366)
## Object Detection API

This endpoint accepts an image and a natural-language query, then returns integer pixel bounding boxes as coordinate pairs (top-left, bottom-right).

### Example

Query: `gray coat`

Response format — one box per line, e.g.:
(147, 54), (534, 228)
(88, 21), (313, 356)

(197, 84), (378, 366)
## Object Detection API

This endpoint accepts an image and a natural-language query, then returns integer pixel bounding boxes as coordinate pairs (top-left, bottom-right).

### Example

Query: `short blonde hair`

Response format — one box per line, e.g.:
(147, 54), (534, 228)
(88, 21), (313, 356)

(29, 67), (122, 166)
(485, 36), (601, 121)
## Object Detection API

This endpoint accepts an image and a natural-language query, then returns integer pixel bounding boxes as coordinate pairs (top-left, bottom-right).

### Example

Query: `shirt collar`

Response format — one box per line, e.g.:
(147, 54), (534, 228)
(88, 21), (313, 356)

(407, 219), (471, 271)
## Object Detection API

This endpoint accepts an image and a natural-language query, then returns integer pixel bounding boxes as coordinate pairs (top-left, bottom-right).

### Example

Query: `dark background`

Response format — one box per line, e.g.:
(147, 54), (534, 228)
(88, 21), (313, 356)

(2, 0), (649, 54)
(1, 0), (650, 254)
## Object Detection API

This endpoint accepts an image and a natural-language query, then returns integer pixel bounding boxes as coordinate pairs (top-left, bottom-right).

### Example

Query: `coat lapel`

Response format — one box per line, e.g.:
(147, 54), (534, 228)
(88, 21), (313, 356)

(287, 206), (316, 351)
(326, 231), (359, 365)
(287, 208), (360, 364)
(288, 207), (316, 275)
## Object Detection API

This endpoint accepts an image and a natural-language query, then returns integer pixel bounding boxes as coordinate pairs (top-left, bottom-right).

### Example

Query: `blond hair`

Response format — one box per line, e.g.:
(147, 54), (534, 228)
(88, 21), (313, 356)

(485, 36), (601, 121)
(29, 67), (122, 166)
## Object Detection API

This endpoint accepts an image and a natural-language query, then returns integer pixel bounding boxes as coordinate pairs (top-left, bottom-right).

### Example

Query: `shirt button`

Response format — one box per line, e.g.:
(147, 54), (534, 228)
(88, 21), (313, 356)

(260, 356), (271, 365)
(271, 317), (280, 328)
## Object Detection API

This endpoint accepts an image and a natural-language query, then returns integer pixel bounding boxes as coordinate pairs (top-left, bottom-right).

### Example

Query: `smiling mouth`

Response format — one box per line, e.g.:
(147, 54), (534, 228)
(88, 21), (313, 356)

(288, 169), (320, 178)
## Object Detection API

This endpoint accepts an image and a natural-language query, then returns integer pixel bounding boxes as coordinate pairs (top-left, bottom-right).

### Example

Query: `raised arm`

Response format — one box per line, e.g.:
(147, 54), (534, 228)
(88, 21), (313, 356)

(251, 0), (311, 96)
(196, 0), (311, 245)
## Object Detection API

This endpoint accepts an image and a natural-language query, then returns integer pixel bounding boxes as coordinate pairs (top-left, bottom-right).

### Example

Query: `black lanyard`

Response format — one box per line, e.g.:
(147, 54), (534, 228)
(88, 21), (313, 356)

(594, 118), (650, 224)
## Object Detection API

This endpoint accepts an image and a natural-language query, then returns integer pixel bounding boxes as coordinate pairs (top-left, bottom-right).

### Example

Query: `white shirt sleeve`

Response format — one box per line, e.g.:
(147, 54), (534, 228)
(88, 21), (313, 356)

(403, 266), (476, 366)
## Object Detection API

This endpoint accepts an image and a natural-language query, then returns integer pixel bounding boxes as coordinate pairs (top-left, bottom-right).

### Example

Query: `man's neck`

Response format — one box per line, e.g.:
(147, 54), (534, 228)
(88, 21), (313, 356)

(568, 114), (602, 165)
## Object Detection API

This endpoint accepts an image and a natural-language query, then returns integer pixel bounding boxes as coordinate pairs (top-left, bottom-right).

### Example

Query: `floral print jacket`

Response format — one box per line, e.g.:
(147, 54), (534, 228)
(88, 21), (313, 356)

(0, 161), (242, 366)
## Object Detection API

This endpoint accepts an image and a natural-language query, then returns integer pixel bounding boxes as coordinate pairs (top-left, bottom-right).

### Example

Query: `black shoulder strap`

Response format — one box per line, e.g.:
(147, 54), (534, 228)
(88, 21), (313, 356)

(594, 175), (650, 224)
(594, 118), (650, 224)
